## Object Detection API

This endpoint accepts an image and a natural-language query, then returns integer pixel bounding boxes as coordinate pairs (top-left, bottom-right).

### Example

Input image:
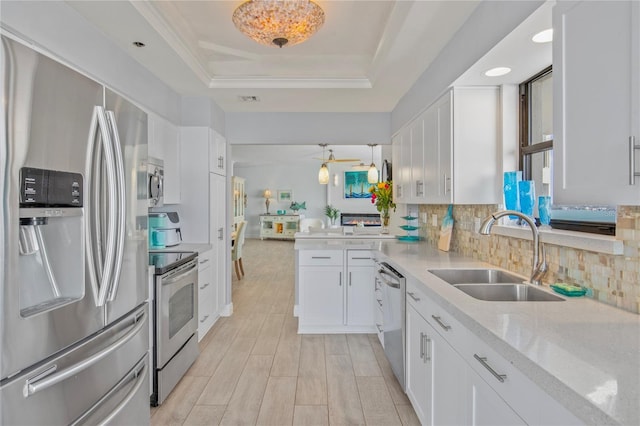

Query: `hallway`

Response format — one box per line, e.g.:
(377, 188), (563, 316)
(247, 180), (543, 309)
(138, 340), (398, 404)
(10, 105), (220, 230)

(151, 239), (419, 425)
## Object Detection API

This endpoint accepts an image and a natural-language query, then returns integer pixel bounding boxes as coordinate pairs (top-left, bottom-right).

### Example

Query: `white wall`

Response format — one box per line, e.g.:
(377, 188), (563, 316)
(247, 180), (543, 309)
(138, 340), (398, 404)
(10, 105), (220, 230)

(325, 162), (381, 218)
(226, 112), (390, 145)
(391, 0), (544, 133)
(234, 163), (328, 238)
(0, 0), (182, 123)
(182, 97), (226, 136)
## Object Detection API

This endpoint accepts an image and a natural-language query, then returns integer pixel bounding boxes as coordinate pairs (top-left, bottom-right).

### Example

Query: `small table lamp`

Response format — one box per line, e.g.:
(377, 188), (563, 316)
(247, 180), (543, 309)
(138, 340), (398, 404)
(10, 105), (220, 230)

(264, 189), (272, 214)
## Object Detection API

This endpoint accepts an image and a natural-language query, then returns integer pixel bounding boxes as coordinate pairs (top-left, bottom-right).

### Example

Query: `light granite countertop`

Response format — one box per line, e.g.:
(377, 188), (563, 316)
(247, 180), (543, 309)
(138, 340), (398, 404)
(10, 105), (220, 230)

(149, 242), (213, 255)
(296, 239), (640, 425)
(294, 231), (397, 240)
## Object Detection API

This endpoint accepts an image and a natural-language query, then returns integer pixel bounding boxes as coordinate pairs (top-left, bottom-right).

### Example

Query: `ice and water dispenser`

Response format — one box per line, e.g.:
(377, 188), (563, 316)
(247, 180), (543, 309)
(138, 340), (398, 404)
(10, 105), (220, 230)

(18, 167), (84, 317)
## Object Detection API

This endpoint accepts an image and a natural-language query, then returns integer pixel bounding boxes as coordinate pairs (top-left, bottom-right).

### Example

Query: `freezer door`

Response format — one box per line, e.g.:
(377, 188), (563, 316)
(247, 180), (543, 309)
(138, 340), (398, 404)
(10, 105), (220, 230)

(104, 89), (149, 325)
(1, 35), (105, 380)
(0, 304), (149, 426)
(71, 356), (150, 426)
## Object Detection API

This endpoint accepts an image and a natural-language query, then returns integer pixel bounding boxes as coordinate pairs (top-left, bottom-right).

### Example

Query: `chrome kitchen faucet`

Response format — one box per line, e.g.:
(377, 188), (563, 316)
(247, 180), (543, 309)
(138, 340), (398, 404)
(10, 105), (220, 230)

(479, 210), (548, 286)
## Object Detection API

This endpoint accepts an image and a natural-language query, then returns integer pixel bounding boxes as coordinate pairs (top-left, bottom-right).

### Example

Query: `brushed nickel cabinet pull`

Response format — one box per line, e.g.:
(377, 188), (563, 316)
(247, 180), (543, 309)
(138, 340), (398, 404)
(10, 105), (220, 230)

(474, 354), (507, 383)
(431, 315), (451, 331)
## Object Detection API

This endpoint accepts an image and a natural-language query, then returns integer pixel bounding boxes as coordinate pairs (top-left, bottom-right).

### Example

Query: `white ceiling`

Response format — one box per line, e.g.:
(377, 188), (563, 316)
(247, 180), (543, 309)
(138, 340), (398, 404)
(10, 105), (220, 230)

(68, 0), (485, 112)
(231, 143), (381, 167)
(66, 0), (552, 167)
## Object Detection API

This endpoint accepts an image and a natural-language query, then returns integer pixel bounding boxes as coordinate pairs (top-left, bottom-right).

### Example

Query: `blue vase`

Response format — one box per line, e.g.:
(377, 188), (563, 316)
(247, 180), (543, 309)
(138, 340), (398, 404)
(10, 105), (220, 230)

(503, 171), (522, 219)
(538, 196), (551, 226)
(518, 180), (535, 217)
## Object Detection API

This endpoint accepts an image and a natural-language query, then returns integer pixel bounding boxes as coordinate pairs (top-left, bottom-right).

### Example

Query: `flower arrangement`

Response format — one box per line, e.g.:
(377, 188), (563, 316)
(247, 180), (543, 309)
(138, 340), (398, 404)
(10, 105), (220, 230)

(369, 181), (396, 226)
(324, 204), (340, 225)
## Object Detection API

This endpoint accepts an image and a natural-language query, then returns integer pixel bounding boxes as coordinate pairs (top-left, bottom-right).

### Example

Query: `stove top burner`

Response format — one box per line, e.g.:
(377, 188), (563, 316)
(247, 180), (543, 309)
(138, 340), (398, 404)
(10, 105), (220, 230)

(149, 251), (197, 275)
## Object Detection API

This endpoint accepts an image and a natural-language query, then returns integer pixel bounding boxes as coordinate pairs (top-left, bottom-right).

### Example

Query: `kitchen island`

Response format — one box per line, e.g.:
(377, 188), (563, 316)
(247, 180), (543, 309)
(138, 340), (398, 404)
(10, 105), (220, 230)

(294, 237), (640, 426)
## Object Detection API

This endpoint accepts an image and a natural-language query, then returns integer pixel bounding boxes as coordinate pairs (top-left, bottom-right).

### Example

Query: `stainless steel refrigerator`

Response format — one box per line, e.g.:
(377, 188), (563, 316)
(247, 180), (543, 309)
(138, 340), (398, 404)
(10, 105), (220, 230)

(0, 35), (150, 424)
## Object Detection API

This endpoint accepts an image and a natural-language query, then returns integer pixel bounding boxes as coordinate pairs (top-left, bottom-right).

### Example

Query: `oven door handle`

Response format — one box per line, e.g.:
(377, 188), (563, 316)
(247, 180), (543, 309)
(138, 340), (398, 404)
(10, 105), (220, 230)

(377, 269), (401, 289)
(162, 262), (197, 286)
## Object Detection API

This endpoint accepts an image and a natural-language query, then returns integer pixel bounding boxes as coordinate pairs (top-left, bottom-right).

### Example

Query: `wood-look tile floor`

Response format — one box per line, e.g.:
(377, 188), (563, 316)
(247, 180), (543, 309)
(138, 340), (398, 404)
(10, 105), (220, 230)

(151, 239), (420, 426)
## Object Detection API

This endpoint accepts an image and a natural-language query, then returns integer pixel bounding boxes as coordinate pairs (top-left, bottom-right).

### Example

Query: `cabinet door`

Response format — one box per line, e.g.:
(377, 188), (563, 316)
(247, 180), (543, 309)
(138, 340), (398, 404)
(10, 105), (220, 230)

(423, 103), (439, 201)
(431, 324), (467, 425)
(209, 130), (227, 176)
(553, 0), (640, 204)
(436, 91), (453, 204)
(197, 260), (214, 341)
(467, 367), (526, 426)
(410, 115), (426, 202)
(406, 305), (432, 425)
(210, 173), (227, 316)
(392, 134), (404, 202)
(162, 119), (181, 204)
(346, 266), (374, 326)
(149, 114), (180, 203)
(400, 126), (412, 202)
(299, 266), (343, 326)
(179, 127), (210, 243)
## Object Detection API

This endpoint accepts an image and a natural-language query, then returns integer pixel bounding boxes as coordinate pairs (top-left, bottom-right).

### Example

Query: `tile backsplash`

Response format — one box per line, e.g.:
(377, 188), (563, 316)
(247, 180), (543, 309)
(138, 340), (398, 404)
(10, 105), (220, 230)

(418, 204), (640, 314)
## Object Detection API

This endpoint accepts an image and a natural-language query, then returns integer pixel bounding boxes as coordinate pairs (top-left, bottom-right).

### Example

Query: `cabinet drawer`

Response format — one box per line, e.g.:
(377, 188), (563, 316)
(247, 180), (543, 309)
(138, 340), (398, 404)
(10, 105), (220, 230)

(462, 331), (582, 425)
(347, 250), (374, 266)
(198, 249), (214, 271)
(406, 278), (469, 352)
(298, 250), (343, 266)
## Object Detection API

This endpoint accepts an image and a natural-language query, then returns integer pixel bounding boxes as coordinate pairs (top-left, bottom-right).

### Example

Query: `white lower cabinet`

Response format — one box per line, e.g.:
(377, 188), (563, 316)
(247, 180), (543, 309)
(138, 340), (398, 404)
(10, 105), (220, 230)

(299, 266), (344, 327)
(406, 303), (466, 426)
(467, 366), (526, 426)
(297, 249), (375, 333)
(405, 278), (582, 426)
(197, 249), (216, 341)
(346, 250), (375, 327)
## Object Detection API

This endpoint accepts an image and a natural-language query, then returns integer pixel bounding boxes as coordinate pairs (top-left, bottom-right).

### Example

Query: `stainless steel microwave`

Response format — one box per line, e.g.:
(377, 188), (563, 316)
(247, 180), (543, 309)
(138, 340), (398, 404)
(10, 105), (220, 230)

(147, 157), (164, 207)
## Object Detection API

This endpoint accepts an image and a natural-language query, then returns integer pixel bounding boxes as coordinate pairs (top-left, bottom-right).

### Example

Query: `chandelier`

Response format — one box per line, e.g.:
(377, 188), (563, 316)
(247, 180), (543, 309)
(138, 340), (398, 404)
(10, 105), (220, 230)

(232, 0), (325, 48)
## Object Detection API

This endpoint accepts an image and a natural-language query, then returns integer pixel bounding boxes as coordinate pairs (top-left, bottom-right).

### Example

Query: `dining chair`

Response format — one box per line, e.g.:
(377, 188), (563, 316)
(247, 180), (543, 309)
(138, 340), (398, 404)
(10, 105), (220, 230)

(232, 220), (246, 280)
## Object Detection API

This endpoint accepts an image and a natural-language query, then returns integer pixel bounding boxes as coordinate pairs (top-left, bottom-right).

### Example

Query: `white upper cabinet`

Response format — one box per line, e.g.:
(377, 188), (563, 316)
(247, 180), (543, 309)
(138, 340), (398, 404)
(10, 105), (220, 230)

(394, 87), (500, 205)
(410, 114), (426, 202)
(148, 113), (181, 204)
(209, 129), (227, 176)
(553, 0), (640, 205)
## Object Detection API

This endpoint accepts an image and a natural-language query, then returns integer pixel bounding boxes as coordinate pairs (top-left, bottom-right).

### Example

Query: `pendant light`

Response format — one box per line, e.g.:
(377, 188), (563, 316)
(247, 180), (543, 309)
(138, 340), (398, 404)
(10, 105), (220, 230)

(318, 143), (329, 184)
(367, 144), (378, 184)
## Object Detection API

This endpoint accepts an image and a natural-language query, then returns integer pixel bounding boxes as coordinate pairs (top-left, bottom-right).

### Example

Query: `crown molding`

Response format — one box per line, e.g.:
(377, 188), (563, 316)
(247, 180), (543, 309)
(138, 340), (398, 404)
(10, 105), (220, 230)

(208, 77), (372, 89)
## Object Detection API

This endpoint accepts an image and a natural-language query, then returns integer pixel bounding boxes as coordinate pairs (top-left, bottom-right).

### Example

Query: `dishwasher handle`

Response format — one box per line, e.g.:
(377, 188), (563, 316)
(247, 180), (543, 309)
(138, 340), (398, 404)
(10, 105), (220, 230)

(376, 269), (401, 288)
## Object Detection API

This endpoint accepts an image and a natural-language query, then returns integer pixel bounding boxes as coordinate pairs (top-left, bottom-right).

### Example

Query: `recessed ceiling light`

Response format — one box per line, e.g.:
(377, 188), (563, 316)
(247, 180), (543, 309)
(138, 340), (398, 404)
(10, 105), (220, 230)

(132, 41), (146, 48)
(532, 29), (553, 43)
(484, 67), (511, 77)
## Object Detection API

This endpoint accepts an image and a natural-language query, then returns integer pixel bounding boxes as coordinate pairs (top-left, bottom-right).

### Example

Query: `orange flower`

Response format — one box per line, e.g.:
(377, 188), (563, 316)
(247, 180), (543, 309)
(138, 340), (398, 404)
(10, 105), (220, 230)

(369, 181), (396, 215)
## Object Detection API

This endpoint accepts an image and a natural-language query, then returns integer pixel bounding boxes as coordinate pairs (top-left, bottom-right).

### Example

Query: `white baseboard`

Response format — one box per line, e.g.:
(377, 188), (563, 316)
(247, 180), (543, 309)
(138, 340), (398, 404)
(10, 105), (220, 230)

(293, 305), (299, 317)
(221, 303), (233, 317)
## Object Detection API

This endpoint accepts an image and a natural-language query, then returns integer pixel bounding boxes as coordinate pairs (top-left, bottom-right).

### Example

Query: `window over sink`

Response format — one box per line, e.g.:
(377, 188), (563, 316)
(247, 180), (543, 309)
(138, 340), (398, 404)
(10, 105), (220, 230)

(519, 66), (553, 200)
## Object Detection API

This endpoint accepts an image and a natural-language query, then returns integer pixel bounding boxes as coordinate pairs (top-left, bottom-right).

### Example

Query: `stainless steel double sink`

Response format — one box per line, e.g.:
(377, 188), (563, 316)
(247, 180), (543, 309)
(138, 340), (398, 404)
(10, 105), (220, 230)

(428, 269), (564, 302)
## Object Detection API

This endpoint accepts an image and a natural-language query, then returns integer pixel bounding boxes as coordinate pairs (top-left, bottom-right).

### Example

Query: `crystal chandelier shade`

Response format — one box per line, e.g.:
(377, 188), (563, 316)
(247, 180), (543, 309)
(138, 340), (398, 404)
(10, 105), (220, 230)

(232, 0), (325, 48)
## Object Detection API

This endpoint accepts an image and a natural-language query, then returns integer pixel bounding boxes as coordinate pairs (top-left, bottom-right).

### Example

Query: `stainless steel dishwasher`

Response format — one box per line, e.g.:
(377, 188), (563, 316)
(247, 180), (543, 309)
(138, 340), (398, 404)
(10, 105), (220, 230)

(375, 261), (406, 390)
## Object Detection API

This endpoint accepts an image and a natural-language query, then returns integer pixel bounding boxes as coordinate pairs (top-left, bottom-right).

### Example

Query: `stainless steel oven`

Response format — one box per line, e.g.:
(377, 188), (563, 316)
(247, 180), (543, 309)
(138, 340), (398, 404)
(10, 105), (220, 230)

(149, 251), (199, 405)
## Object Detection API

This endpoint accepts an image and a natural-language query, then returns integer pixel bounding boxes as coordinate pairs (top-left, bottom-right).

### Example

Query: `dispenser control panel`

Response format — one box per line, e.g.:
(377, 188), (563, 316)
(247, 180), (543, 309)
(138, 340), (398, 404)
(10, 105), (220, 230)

(20, 167), (83, 207)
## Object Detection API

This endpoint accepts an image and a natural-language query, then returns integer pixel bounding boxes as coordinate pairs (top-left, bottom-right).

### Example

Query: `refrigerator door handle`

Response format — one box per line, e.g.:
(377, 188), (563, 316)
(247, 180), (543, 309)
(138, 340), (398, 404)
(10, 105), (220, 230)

(85, 105), (118, 307)
(105, 111), (126, 302)
(23, 309), (147, 397)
